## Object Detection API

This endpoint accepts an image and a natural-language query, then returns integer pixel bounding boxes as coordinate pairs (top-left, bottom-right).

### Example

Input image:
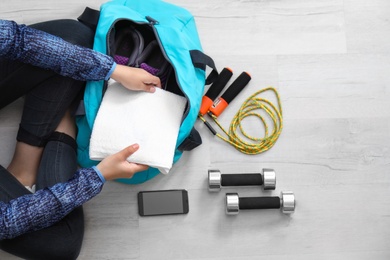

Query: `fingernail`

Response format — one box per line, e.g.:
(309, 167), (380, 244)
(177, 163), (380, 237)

(150, 86), (156, 93)
(132, 144), (139, 149)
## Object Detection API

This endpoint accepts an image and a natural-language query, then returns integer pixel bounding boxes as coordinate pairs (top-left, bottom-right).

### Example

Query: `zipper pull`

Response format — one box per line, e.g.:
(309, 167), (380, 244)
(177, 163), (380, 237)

(146, 16), (159, 25)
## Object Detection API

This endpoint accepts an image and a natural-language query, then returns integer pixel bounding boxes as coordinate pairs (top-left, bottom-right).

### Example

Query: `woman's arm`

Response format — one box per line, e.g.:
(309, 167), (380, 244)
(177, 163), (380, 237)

(0, 19), (114, 81)
(0, 144), (147, 240)
(0, 19), (161, 90)
(0, 168), (103, 240)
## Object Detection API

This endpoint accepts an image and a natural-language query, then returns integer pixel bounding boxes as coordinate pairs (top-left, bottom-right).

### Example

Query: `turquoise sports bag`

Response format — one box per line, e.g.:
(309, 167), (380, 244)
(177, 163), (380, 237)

(76, 0), (217, 184)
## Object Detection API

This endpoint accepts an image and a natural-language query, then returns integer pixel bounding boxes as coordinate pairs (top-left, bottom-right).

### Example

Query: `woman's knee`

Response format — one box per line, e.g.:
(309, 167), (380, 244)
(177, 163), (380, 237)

(30, 19), (94, 48)
(0, 207), (84, 260)
(44, 207), (85, 260)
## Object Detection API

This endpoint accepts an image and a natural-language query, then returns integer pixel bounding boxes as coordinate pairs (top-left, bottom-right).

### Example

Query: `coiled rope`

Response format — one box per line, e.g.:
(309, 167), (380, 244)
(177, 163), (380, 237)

(199, 87), (283, 154)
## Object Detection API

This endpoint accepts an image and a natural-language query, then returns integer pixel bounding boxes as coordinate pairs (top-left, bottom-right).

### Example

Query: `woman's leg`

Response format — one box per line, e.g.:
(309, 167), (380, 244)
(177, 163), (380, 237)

(0, 79), (85, 259)
(0, 61), (55, 110)
(0, 207), (84, 260)
(7, 74), (84, 186)
(36, 110), (78, 189)
(3, 19), (94, 186)
(0, 105), (85, 260)
(0, 166), (31, 202)
(0, 129), (85, 260)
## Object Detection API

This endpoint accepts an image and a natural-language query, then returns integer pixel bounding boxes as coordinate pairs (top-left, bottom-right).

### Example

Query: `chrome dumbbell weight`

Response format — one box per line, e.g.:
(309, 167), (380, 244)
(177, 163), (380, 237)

(225, 191), (295, 215)
(208, 169), (276, 192)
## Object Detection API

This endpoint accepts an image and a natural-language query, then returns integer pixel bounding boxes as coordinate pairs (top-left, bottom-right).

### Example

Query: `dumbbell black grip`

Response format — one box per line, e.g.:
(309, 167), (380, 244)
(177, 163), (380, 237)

(239, 197), (281, 210)
(205, 67), (233, 101)
(221, 173), (263, 187)
(220, 71), (251, 104)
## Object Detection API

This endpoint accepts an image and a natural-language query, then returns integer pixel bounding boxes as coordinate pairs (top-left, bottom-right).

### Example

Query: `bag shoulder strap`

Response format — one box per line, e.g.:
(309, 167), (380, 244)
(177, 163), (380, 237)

(77, 7), (100, 31)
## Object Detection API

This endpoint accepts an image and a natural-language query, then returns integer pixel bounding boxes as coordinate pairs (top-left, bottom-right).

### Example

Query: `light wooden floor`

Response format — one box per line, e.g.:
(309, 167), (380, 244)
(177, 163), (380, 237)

(1, 0), (390, 259)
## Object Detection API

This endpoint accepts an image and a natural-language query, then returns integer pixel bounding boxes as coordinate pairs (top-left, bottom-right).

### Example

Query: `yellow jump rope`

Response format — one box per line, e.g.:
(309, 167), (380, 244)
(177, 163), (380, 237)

(199, 69), (283, 154)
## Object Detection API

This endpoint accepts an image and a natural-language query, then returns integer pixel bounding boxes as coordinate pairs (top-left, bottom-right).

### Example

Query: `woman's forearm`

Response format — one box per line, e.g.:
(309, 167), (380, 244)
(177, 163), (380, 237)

(0, 168), (104, 240)
(0, 19), (115, 81)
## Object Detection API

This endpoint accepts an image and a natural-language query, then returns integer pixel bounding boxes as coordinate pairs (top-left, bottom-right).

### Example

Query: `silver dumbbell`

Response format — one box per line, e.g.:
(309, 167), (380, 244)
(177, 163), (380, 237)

(208, 169), (276, 192)
(225, 191), (295, 215)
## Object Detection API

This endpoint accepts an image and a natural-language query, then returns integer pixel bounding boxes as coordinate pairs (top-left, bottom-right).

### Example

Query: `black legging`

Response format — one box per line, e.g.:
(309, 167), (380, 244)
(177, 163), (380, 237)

(0, 19), (94, 260)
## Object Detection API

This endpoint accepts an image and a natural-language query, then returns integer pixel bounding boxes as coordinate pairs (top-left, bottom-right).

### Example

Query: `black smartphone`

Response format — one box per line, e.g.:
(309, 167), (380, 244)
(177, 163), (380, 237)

(138, 189), (189, 216)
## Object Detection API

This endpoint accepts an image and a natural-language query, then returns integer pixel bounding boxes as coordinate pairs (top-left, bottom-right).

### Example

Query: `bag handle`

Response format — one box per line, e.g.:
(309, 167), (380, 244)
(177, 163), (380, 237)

(190, 50), (218, 85)
(77, 7), (100, 31)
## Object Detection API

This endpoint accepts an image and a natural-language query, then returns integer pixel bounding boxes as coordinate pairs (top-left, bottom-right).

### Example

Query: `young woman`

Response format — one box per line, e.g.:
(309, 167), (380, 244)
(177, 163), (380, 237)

(0, 19), (160, 259)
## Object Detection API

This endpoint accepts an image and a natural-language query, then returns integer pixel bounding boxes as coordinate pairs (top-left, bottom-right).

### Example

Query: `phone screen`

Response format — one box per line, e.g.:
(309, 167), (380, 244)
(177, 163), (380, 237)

(138, 189), (189, 216)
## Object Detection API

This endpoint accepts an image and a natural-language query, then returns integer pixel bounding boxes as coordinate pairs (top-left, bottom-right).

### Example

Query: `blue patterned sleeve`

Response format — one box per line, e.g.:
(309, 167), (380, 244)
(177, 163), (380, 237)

(0, 168), (104, 240)
(0, 19), (115, 81)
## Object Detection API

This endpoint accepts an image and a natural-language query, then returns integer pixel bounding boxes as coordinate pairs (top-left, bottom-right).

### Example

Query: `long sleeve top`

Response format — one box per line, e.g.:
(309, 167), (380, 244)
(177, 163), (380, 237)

(0, 168), (105, 240)
(0, 19), (116, 81)
(0, 19), (112, 240)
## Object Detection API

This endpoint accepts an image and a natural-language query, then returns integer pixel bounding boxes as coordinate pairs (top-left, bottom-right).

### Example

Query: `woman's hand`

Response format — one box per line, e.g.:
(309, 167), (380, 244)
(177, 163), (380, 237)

(110, 65), (161, 93)
(96, 144), (148, 181)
